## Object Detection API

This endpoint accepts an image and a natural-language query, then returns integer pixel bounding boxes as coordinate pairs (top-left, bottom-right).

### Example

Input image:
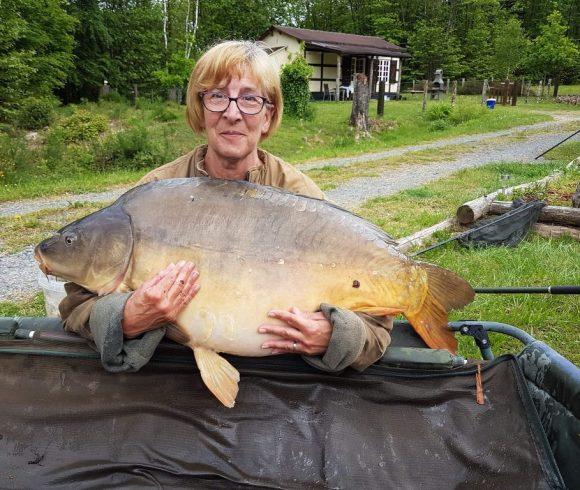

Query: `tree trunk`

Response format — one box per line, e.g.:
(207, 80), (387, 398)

(532, 223), (580, 240)
(350, 74), (369, 140)
(421, 80), (428, 112)
(553, 76), (560, 97)
(489, 201), (580, 227)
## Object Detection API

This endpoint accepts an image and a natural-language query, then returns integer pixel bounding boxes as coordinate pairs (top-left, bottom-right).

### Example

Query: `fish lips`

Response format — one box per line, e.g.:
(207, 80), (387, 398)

(34, 235), (59, 276)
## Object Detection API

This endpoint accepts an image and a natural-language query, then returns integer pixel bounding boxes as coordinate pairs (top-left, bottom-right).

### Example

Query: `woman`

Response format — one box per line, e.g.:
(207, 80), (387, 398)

(60, 41), (393, 373)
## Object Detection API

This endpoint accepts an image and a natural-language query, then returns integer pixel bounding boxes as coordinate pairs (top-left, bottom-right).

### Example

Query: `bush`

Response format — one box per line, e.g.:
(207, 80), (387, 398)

(448, 103), (487, 124)
(152, 103), (179, 122)
(281, 55), (314, 119)
(101, 90), (125, 104)
(15, 98), (57, 130)
(0, 134), (34, 183)
(425, 103), (452, 121)
(92, 124), (169, 170)
(55, 109), (108, 143)
(429, 119), (451, 131)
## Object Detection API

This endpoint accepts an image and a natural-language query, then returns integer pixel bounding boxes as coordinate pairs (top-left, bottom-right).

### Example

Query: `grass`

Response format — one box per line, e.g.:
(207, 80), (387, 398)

(556, 84), (580, 95)
(0, 202), (109, 254)
(355, 162), (579, 364)
(0, 293), (45, 317)
(1, 94), (562, 202)
(542, 140), (580, 163)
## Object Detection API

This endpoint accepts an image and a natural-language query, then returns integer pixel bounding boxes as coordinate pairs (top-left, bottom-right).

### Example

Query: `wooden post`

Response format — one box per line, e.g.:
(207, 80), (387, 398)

(525, 81), (531, 103)
(461, 78), (465, 87)
(520, 77), (525, 96)
(511, 81), (518, 106)
(412, 79), (415, 92)
(350, 73), (370, 140)
(422, 80), (428, 112)
(131, 84), (139, 106)
(451, 80), (457, 107)
(377, 80), (385, 117)
(546, 78), (552, 97)
(446, 78), (450, 93)
(537, 80), (543, 103)
(336, 55), (342, 101)
(368, 57), (374, 98)
(540, 79), (545, 99)
(481, 79), (488, 104)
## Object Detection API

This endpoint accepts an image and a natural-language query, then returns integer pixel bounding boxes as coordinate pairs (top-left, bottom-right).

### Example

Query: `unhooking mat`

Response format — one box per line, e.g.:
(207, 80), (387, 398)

(0, 344), (565, 489)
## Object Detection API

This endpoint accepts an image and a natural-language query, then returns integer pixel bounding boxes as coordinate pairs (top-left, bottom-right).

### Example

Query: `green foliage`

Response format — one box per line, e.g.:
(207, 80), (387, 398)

(491, 16), (530, 79)
(526, 10), (579, 91)
(281, 55), (314, 119)
(54, 109), (108, 143)
(425, 103), (453, 121)
(0, 134), (33, 183)
(92, 123), (171, 170)
(152, 104), (179, 122)
(0, 0), (75, 119)
(153, 53), (196, 89)
(15, 98), (57, 129)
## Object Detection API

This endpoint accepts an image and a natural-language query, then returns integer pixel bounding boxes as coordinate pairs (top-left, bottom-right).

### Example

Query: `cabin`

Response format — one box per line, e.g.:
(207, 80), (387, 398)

(260, 25), (410, 100)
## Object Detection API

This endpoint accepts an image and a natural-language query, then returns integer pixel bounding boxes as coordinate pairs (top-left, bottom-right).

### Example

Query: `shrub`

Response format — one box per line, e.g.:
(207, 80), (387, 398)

(0, 134), (34, 183)
(92, 124), (170, 170)
(424, 103), (452, 121)
(101, 90), (125, 104)
(55, 109), (108, 143)
(281, 55), (313, 119)
(15, 98), (57, 129)
(448, 103), (487, 125)
(152, 103), (179, 122)
(429, 119), (451, 131)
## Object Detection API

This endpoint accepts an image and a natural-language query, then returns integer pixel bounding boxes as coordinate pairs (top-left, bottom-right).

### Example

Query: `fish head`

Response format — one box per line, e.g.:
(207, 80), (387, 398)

(35, 204), (133, 295)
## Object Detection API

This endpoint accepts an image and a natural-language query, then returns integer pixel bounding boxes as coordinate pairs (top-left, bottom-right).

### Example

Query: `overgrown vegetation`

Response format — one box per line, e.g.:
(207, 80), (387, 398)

(280, 55), (314, 120)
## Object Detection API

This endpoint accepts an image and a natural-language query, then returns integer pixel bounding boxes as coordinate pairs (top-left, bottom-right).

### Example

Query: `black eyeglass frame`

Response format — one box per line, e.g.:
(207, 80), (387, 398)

(198, 91), (272, 115)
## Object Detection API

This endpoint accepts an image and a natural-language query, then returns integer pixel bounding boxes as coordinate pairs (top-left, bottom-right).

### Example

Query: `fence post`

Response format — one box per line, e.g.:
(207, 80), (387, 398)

(451, 80), (457, 107)
(520, 77), (525, 96)
(461, 78), (465, 87)
(446, 78), (450, 93)
(546, 78), (552, 98)
(377, 80), (385, 117)
(412, 79), (415, 92)
(422, 80), (428, 112)
(511, 82), (518, 106)
(537, 80), (543, 103)
(525, 81), (531, 103)
(481, 79), (488, 104)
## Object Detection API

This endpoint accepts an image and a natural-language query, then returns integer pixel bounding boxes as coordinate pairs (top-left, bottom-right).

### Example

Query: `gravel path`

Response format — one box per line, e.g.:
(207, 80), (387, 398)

(327, 129), (580, 208)
(1, 114), (578, 302)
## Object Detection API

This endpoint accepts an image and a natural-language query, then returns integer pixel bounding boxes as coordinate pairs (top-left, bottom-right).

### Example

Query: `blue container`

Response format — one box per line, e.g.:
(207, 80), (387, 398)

(486, 98), (496, 109)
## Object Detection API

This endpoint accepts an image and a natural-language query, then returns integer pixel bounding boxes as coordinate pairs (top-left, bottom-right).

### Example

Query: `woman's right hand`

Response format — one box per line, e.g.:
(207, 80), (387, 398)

(122, 261), (200, 338)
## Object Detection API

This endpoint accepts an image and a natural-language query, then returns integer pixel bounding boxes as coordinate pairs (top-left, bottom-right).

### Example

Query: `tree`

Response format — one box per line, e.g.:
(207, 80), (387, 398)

(0, 0), (75, 119)
(526, 10), (579, 96)
(491, 16), (529, 78)
(406, 21), (466, 80)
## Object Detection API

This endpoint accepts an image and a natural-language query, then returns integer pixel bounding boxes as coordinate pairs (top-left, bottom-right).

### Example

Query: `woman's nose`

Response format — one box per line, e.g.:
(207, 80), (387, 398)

(222, 98), (243, 120)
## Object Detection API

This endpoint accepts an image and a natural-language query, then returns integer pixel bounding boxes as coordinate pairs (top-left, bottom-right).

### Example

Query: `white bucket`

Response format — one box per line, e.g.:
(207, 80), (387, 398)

(37, 272), (67, 317)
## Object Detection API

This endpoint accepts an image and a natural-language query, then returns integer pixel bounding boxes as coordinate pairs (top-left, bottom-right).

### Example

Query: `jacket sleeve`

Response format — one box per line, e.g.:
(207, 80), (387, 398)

(302, 303), (393, 373)
(59, 283), (165, 372)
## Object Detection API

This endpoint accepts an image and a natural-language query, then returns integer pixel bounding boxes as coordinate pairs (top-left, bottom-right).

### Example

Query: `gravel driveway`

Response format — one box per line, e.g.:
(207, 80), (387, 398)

(1, 115), (578, 302)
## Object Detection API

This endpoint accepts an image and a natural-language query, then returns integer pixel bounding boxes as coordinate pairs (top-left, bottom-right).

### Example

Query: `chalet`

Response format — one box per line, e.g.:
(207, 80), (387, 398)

(260, 26), (409, 100)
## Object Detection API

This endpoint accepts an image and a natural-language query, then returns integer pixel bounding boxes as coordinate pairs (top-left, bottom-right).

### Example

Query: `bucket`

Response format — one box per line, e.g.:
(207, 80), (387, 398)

(486, 98), (496, 109)
(37, 272), (67, 317)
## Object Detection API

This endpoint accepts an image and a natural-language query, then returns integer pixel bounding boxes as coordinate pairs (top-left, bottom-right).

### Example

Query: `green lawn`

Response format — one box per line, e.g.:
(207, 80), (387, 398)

(1, 94), (566, 202)
(356, 161), (579, 364)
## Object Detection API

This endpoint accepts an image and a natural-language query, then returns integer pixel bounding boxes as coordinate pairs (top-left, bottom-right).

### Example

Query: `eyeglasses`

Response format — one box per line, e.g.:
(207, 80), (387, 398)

(199, 91), (271, 115)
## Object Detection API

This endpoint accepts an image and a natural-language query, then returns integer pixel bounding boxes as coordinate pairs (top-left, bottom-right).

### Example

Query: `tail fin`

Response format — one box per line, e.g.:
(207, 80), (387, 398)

(405, 264), (475, 354)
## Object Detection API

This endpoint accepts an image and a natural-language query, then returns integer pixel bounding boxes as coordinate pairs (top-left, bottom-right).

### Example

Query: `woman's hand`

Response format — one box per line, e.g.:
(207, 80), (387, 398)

(122, 261), (200, 338)
(258, 306), (332, 356)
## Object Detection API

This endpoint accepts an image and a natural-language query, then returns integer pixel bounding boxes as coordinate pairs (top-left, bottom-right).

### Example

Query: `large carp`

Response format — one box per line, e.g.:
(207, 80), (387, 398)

(35, 178), (474, 407)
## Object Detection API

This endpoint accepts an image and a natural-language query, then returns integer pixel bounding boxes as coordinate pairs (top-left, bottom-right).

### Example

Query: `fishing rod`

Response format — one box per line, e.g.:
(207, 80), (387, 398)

(474, 286), (580, 294)
(534, 129), (580, 160)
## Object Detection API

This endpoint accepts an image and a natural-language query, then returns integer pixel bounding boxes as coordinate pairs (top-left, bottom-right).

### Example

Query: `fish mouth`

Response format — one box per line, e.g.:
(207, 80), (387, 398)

(34, 245), (51, 276)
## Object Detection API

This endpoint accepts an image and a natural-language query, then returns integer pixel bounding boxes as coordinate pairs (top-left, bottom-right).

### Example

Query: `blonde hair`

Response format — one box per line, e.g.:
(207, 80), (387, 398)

(186, 41), (283, 139)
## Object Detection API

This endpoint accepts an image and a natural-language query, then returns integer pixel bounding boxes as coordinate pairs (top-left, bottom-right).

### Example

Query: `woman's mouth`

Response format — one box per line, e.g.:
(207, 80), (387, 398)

(221, 131), (244, 138)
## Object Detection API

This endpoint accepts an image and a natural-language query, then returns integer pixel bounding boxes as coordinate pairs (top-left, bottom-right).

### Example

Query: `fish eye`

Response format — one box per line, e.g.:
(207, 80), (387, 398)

(64, 233), (77, 246)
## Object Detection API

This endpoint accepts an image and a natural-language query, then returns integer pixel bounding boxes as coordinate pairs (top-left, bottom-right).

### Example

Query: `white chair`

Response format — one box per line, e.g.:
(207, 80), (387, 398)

(323, 83), (337, 101)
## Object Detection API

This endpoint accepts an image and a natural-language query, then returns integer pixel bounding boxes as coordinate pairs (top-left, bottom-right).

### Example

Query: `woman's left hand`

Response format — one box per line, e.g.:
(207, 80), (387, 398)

(258, 306), (332, 355)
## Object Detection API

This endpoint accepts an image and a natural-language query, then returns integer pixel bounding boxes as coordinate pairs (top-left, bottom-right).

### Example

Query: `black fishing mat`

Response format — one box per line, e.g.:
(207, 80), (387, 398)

(0, 340), (564, 489)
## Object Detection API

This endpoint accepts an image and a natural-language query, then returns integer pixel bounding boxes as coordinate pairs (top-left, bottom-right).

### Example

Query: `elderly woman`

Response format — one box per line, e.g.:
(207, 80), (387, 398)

(60, 41), (393, 373)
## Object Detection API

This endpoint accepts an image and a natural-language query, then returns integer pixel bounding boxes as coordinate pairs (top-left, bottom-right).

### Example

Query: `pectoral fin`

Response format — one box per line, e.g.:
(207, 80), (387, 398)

(352, 306), (404, 316)
(193, 346), (240, 408)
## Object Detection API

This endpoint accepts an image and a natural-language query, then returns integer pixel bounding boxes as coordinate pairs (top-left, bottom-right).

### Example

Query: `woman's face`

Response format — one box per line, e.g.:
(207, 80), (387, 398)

(202, 75), (273, 162)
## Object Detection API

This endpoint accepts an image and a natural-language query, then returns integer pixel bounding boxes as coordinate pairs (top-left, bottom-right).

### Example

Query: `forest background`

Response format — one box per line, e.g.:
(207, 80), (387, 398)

(1, 0), (578, 120)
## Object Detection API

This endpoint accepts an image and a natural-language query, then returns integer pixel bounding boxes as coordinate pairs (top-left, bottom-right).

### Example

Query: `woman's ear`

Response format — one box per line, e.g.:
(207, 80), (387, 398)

(261, 106), (273, 135)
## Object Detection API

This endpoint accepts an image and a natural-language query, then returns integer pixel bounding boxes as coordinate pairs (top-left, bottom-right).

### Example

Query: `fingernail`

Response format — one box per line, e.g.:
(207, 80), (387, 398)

(261, 344), (269, 349)
(258, 327), (266, 333)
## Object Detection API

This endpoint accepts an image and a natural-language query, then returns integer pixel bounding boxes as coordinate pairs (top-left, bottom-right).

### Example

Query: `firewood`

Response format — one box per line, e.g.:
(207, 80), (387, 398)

(489, 201), (580, 227)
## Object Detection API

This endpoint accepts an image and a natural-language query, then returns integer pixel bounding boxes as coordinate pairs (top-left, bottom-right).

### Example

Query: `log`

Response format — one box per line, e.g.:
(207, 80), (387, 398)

(456, 173), (562, 225)
(489, 201), (580, 227)
(532, 223), (580, 240)
(396, 218), (456, 252)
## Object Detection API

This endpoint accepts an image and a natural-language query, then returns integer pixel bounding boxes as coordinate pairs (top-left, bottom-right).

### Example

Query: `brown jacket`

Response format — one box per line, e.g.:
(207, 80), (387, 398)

(60, 145), (392, 371)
